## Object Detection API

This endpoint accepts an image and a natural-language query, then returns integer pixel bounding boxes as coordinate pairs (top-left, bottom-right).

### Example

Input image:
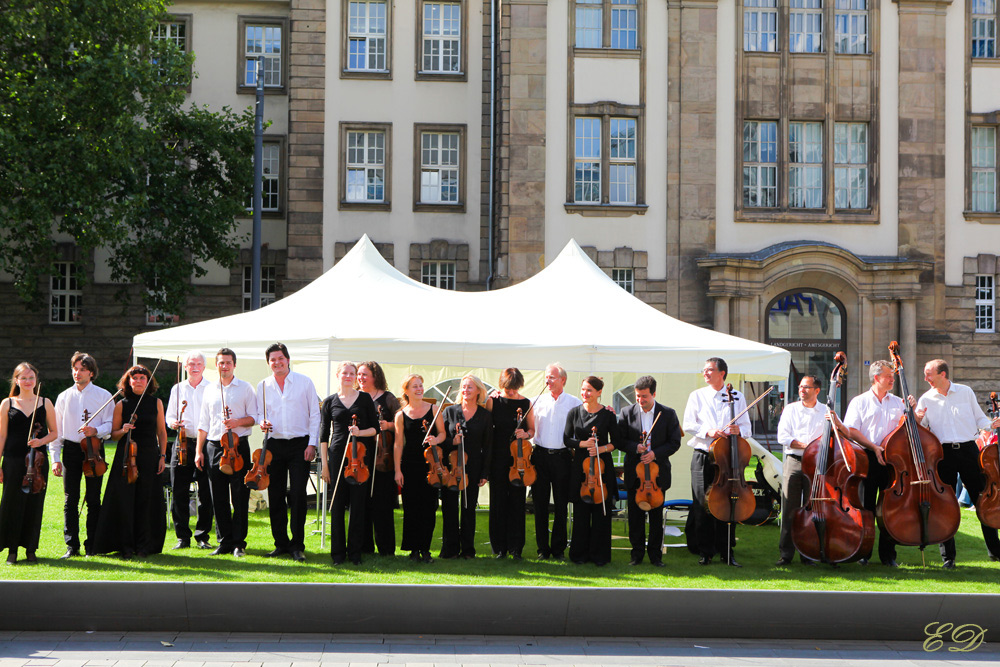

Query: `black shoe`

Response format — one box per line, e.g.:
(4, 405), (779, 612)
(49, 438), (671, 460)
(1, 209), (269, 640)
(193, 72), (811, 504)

(408, 551), (420, 562)
(5, 552), (15, 565)
(882, 559), (899, 567)
(172, 539), (190, 550)
(24, 551), (37, 564)
(942, 559), (956, 569)
(121, 550), (133, 560)
(571, 558), (587, 565)
(594, 561), (607, 567)
(726, 557), (742, 568)
(698, 555), (711, 566)
(195, 540), (213, 550)
(60, 547), (79, 560)
(291, 550), (306, 563)
(210, 546), (228, 556)
(800, 559), (816, 566)
(421, 551), (434, 563)
(550, 552), (564, 561)
(629, 558), (642, 566)
(266, 548), (289, 558)
(511, 553), (522, 561)
(439, 552), (459, 560)
(537, 551), (550, 560)
(351, 557), (362, 565)
(233, 548), (245, 558)
(332, 555), (346, 565)
(650, 560), (665, 568)
(991, 554), (999, 562)
(858, 557), (869, 565)
(775, 557), (792, 566)
(493, 552), (507, 559)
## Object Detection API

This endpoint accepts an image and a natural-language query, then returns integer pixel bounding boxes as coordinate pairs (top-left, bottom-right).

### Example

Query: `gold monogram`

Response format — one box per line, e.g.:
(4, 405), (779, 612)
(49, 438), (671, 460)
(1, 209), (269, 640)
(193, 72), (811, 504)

(923, 622), (987, 652)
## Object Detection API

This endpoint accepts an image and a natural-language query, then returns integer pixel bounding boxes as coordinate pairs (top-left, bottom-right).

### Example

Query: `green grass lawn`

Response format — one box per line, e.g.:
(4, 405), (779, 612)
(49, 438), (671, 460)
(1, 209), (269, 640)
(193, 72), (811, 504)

(4, 446), (1000, 594)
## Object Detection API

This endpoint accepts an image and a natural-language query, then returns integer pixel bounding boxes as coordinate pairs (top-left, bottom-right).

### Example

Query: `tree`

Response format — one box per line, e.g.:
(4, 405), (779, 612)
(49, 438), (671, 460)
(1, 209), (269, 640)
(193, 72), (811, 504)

(0, 0), (255, 316)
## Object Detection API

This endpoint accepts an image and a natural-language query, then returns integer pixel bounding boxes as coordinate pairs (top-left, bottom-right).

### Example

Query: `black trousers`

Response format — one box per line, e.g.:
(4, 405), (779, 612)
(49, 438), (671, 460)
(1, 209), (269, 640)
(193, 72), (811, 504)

(685, 450), (734, 561)
(206, 438), (251, 551)
(61, 440), (104, 552)
(441, 480), (483, 557)
(627, 495), (664, 563)
(937, 441), (1000, 561)
(864, 450), (898, 563)
(170, 438), (213, 543)
(363, 469), (398, 555)
(266, 437), (310, 552)
(400, 471), (437, 553)
(328, 449), (371, 561)
(488, 468), (526, 556)
(569, 498), (613, 565)
(531, 447), (572, 558)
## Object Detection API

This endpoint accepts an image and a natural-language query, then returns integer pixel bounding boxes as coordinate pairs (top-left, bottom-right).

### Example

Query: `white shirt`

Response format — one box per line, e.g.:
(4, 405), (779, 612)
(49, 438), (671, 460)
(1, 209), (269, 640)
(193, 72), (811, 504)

(51, 382), (114, 464)
(532, 391), (582, 450)
(198, 378), (258, 440)
(917, 382), (991, 444)
(639, 404), (655, 436)
(777, 400), (828, 456)
(843, 388), (905, 448)
(166, 377), (208, 433)
(683, 385), (752, 452)
(256, 371), (321, 448)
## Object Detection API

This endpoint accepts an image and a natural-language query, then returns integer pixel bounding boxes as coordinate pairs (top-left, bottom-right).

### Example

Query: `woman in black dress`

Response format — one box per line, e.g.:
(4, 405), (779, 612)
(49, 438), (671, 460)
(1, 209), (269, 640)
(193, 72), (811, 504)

(320, 361), (378, 565)
(92, 365), (168, 559)
(565, 376), (618, 566)
(440, 374), (493, 559)
(487, 368), (534, 560)
(358, 361), (401, 557)
(0, 363), (58, 564)
(393, 373), (446, 563)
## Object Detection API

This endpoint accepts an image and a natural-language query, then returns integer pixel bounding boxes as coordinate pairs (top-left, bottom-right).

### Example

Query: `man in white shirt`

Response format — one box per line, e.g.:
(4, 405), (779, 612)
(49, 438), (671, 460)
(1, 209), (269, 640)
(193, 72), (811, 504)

(256, 343), (320, 563)
(196, 348), (258, 557)
(682, 357), (751, 567)
(915, 359), (1000, 567)
(52, 351), (114, 559)
(775, 375), (826, 566)
(165, 351), (213, 550)
(530, 363), (581, 560)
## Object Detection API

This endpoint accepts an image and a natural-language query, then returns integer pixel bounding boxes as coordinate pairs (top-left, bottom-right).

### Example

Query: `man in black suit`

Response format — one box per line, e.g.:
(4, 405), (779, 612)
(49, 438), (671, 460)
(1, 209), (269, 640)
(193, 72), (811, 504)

(617, 376), (682, 566)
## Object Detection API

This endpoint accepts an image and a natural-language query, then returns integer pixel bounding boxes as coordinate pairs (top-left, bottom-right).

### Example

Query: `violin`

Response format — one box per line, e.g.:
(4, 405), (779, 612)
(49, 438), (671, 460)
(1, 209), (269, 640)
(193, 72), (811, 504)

(706, 384), (755, 524)
(218, 385), (244, 475)
(244, 393), (272, 491)
(344, 414), (370, 486)
(374, 405), (393, 473)
(791, 352), (875, 564)
(508, 407), (537, 488)
(880, 341), (960, 548)
(173, 400), (188, 467)
(634, 425), (664, 512)
(449, 420), (468, 496)
(20, 392), (46, 495)
(580, 426), (608, 512)
(975, 392), (1000, 529)
(122, 413), (139, 484)
(79, 408), (108, 478)
(424, 418), (455, 490)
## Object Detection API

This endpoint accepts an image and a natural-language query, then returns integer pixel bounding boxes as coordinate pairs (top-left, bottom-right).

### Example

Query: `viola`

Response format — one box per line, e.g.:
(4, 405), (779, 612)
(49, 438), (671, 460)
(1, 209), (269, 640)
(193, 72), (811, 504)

(580, 426), (608, 510)
(634, 428), (664, 512)
(122, 413), (139, 485)
(374, 405), (393, 473)
(79, 408), (108, 478)
(449, 420), (468, 495)
(173, 400), (188, 467)
(424, 418), (455, 490)
(20, 393), (46, 495)
(791, 352), (875, 564)
(344, 414), (370, 486)
(244, 393), (272, 490)
(509, 407), (537, 488)
(880, 341), (960, 548)
(975, 392), (1000, 529)
(706, 384), (755, 524)
(218, 386), (244, 475)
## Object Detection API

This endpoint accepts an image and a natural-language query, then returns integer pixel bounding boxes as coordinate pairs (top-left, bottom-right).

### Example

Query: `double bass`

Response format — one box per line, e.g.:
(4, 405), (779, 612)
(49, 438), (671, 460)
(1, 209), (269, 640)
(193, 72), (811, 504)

(706, 384), (755, 524)
(508, 407), (537, 488)
(975, 392), (1000, 529)
(791, 352), (875, 564)
(880, 341), (960, 548)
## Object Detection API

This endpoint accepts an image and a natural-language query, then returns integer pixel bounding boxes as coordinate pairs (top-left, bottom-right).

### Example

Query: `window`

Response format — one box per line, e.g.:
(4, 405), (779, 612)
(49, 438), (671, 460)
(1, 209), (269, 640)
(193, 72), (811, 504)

(346, 0), (388, 73)
(50, 262), (82, 325)
(340, 123), (392, 209)
(146, 278), (179, 326)
(743, 121), (778, 207)
(834, 123), (869, 209)
(609, 118), (637, 204)
(973, 0), (996, 58)
(576, 0), (603, 47)
(238, 17), (288, 93)
(972, 127), (997, 213)
(790, 0), (822, 53)
(574, 0), (639, 50)
(611, 0), (639, 49)
(744, 0), (778, 52)
(570, 110), (643, 209)
(575, 117), (602, 203)
(415, 125), (466, 210)
(789, 122), (823, 208)
(976, 274), (995, 333)
(835, 0), (867, 54)
(417, 0), (465, 78)
(421, 261), (456, 290)
(153, 17), (188, 51)
(243, 265), (277, 312)
(245, 138), (285, 215)
(612, 268), (634, 294)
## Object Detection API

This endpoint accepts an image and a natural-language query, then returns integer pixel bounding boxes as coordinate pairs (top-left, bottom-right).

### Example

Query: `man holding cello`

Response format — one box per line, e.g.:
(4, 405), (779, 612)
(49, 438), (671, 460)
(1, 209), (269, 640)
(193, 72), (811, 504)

(617, 376), (681, 567)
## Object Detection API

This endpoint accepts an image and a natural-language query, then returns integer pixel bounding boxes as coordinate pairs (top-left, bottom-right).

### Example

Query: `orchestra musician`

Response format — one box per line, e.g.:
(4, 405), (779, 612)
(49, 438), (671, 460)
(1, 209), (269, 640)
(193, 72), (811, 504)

(487, 368), (533, 560)
(0, 363), (58, 564)
(617, 376), (682, 567)
(257, 343), (320, 563)
(166, 351), (214, 550)
(319, 361), (377, 565)
(358, 361), (401, 557)
(682, 357), (750, 567)
(196, 348), (257, 557)
(394, 374), (446, 563)
(52, 352), (114, 559)
(915, 360), (1000, 567)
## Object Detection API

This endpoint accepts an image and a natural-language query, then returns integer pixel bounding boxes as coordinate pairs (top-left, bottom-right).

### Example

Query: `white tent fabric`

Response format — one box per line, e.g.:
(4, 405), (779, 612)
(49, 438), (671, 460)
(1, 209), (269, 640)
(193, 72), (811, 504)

(133, 235), (790, 379)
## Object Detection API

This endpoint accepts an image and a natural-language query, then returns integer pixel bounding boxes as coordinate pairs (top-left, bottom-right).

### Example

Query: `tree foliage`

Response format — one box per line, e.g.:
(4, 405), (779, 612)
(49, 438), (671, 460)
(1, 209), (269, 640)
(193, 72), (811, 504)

(0, 0), (255, 316)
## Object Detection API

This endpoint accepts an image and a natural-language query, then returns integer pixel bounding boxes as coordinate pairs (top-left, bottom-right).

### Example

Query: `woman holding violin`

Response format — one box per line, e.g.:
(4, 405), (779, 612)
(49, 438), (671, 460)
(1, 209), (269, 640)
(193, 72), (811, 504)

(564, 376), (618, 566)
(358, 361), (401, 557)
(92, 365), (168, 559)
(320, 361), (378, 565)
(0, 363), (58, 564)
(487, 368), (534, 560)
(393, 373), (446, 563)
(441, 374), (493, 559)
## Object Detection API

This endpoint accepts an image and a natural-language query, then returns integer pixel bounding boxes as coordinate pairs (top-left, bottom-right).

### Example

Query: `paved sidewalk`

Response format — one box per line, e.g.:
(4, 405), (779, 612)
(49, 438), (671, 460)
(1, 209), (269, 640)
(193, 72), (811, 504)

(0, 632), (997, 667)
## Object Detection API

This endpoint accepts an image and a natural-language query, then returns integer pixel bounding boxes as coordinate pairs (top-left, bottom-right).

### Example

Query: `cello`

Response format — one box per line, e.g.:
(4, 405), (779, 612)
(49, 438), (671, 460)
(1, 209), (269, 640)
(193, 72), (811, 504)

(880, 341), (960, 548)
(508, 407), (537, 488)
(706, 384), (755, 524)
(343, 414), (370, 486)
(633, 412), (664, 512)
(791, 352), (875, 564)
(975, 392), (1000, 529)
(20, 389), (46, 495)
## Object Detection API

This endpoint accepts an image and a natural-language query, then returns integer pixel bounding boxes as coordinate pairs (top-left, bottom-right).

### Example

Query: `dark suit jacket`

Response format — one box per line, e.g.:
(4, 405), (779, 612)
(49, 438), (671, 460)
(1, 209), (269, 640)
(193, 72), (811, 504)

(617, 401), (682, 491)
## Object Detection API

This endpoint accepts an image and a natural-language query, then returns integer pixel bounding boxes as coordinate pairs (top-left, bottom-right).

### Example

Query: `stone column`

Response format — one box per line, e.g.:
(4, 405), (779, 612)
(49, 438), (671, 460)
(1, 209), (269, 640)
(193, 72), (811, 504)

(900, 298), (918, 392)
(714, 296), (731, 335)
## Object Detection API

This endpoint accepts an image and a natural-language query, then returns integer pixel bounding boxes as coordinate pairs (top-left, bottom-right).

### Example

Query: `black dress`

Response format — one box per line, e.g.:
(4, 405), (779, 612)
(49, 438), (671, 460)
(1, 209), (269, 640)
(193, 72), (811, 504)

(488, 396), (530, 557)
(321, 391), (378, 562)
(0, 402), (49, 554)
(363, 391), (401, 556)
(399, 404), (439, 555)
(92, 395), (166, 557)
(440, 404), (493, 558)
(564, 405), (619, 565)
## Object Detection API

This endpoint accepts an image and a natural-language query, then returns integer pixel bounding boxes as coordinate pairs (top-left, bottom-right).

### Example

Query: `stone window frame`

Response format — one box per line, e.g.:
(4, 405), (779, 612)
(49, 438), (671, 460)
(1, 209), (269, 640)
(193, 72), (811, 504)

(789, 0), (823, 54)
(50, 260), (83, 325)
(236, 16), (289, 95)
(570, 0), (644, 55)
(245, 135), (287, 218)
(971, 0), (997, 59)
(341, 0), (393, 80)
(612, 267), (634, 294)
(580, 245), (649, 298)
(965, 115), (1000, 221)
(970, 125), (997, 214)
(975, 273), (996, 333)
(242, 264), (277, 312)
(741, 0), (872, 55)
(153, 14), (192, 91)
(409, 240), (469, 289)
(339, 121), (393, 211)
(788, 120), (824, 208)
(413, 123), (467, 212)
(420, 260), (457, 289)
(414, 0), (468, 82)
(565, 102), (647, 216)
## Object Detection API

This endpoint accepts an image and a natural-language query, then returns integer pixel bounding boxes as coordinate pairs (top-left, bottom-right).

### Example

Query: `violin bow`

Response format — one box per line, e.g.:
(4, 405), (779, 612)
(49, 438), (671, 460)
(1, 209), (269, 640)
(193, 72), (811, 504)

(371, 404), (383, 499)
(639, 411), (662, 453)
(422, 386), (453, 445)
(721, 386), (774, 431)
(25, 383), (41, 448)
(511, 385), (546, 435)
(328, 413), (355, 514)
(458, 419), (468, 509)
(78, 389), (123, 432)
(128, 358), (163, 422)
(590, 426), (607, 517)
